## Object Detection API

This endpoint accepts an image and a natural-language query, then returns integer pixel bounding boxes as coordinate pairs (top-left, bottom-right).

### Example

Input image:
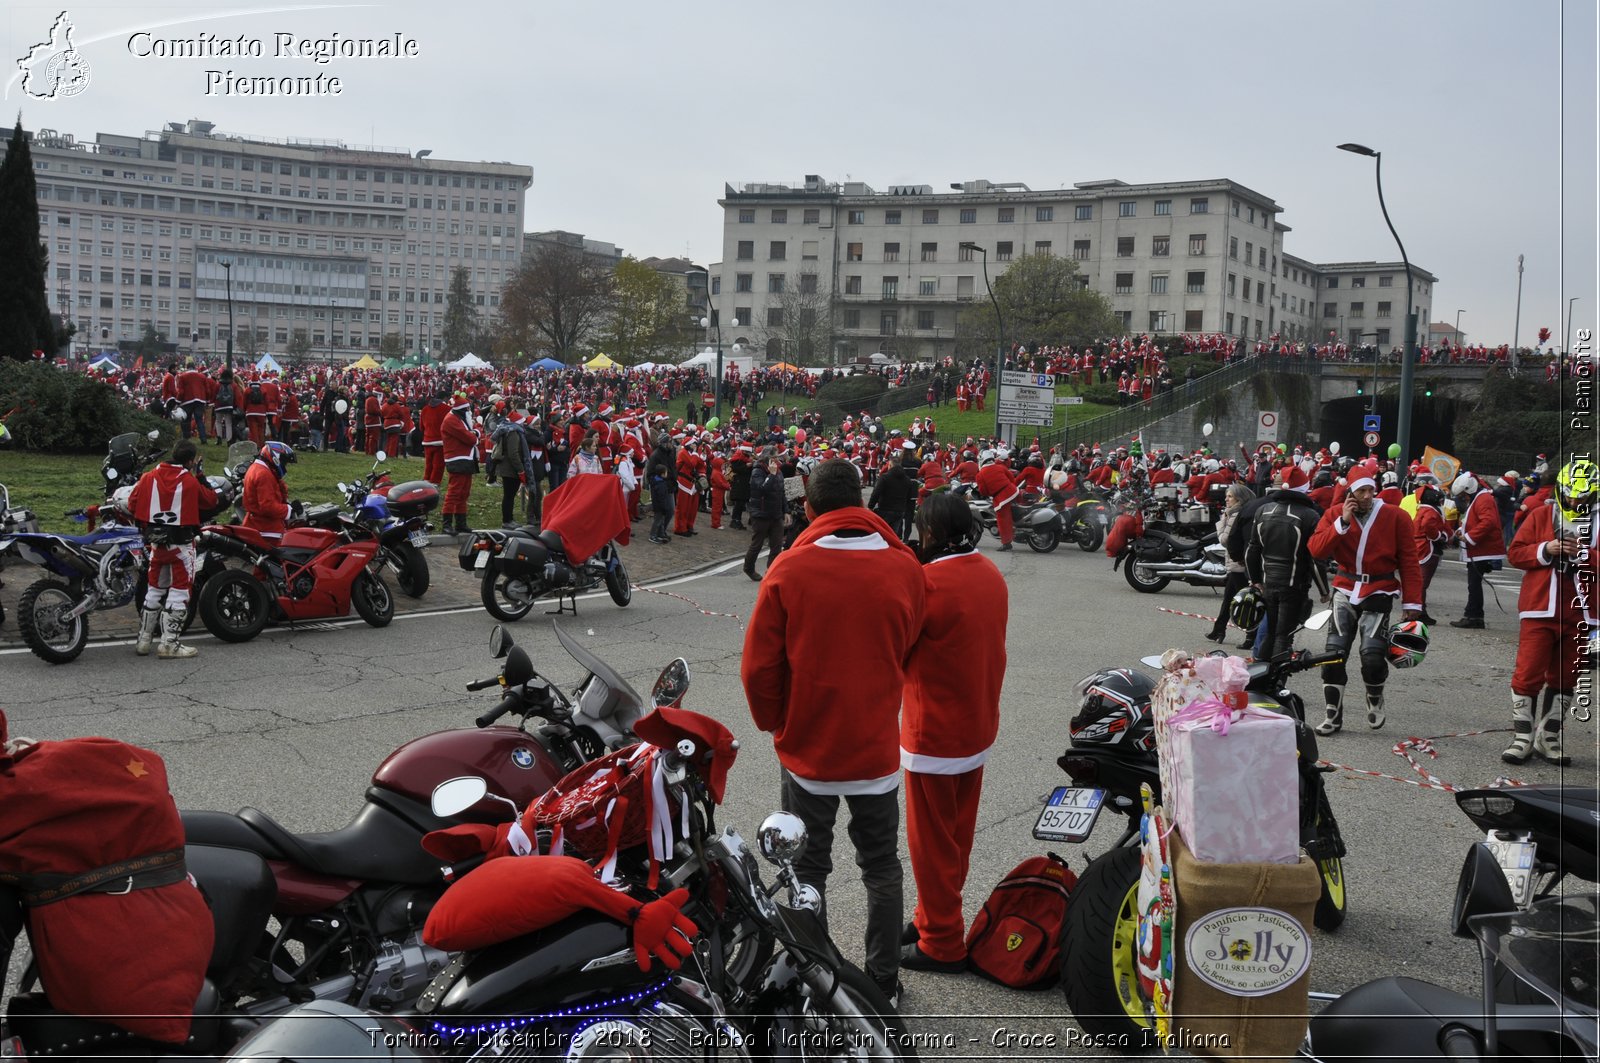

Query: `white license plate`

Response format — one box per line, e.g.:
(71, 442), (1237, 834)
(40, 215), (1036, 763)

(474, 549), (489, 570)
(1033, 786), (1106, 843)
(408, 530), (429, 548)
(1485, 830), (1537, 907)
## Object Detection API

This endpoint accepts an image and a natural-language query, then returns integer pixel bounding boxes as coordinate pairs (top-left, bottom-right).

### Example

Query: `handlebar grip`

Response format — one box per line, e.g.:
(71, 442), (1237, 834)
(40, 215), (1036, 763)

(475, 695), (519, 729)
(1438, 1027), (1481, 1061)
(465, 677), (501, 692)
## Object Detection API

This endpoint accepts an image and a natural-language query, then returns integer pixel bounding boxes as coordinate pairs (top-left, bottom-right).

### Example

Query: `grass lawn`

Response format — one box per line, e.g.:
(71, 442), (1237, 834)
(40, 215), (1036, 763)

(878, 388), (1116, 442)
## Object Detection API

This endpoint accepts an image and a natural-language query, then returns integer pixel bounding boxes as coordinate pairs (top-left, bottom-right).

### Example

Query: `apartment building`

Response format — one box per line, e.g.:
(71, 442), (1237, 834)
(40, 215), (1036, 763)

(1314, 262), (1438, 350)
(16, 119), (532, 361)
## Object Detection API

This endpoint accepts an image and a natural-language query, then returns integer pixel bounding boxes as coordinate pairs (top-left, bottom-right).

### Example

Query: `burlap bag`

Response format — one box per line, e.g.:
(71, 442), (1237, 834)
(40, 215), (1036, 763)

(1168, 831), (1319, 1061)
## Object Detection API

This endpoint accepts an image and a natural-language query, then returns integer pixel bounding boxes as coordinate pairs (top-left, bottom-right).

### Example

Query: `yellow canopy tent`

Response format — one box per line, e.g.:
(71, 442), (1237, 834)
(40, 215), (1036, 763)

(585, 353), (619, 370)
(349, 354), (382, 370)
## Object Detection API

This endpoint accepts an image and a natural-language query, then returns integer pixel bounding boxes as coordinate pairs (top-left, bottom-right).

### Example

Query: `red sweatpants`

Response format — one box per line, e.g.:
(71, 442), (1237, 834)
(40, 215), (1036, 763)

(628, 485), (642, 521)
(424, 446), (443, 485)
(365, 426), (381, 455)
(994, 504), (1014, 546)
(246, 415), (267, 448)
(444, 470), (473, 517)
(905, 768), (985, 963)
(1511, 616), (1584, 696)
(711, 489), (726, 529)
(674, 487), (699, 533)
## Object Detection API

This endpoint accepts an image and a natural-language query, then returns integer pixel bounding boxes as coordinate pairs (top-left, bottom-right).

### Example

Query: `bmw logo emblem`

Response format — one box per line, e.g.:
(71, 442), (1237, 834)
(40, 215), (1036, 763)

(511, 748), (535, 769)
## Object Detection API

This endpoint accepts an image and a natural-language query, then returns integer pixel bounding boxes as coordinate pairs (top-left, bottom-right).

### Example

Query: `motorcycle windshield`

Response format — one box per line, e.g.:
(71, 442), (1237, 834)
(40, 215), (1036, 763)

(554, 622), (645, 721)
(107, 432), (139, 456)
(1470, 894), (1598, 1053)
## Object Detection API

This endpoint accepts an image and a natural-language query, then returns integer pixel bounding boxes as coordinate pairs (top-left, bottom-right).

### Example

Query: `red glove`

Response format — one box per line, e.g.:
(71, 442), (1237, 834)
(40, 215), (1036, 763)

(630, 888), (698, 972)
(520, 472), (528, 485)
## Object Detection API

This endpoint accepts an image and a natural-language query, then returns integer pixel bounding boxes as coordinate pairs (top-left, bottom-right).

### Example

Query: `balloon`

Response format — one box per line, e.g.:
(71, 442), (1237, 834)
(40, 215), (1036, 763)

(169, 406), (187, 421)
(335, 399), (350, 415)
(794, 429), (807, 444)
(788, 426), (798, 438)
(705, 417), (720, 430)
(1201, 422), (1214, 437)
(1388, 443), (1401, 459)
(1277, 443), (1288, 453)
(1329, 441), (1342, 456)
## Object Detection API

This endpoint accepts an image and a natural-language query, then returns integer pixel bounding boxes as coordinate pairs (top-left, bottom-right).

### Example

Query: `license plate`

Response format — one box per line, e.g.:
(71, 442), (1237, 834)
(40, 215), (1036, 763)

(1033, 786), (1106, 843)
(474, 549), (489, 570)
(1485, 830), (1536, 907)
(408, 530), (429, 548)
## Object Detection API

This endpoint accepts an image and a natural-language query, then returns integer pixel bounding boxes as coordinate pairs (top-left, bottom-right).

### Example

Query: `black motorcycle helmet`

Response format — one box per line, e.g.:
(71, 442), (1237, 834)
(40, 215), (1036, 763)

(1070, 667), (1158, 753)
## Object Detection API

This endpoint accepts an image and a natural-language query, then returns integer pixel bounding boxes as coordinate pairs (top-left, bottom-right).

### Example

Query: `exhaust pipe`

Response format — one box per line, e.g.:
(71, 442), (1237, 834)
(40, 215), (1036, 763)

(1134, 558), (1211, 577)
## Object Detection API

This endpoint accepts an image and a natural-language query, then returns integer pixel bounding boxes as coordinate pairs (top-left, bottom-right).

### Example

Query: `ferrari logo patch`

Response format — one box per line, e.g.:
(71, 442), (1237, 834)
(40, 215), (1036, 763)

(125, 758), (148, 778)
(1005, 933), (1024, 952)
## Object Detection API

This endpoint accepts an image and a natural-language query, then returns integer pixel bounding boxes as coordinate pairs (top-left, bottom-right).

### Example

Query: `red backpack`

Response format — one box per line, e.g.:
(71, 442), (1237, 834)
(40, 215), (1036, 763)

(964, 853), (1077, 989)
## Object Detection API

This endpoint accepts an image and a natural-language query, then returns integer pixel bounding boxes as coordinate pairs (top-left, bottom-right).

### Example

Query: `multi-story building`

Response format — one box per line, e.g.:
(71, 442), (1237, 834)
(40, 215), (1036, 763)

(16, 119), (532, 362)
(522, 230), (624, 269)
(1314, 262), (1437, 350)
(708, 175), (1437, 363)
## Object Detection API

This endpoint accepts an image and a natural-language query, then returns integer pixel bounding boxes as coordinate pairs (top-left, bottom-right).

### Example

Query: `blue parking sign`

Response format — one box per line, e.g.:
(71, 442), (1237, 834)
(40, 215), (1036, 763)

(1362, 414), (1381, 433)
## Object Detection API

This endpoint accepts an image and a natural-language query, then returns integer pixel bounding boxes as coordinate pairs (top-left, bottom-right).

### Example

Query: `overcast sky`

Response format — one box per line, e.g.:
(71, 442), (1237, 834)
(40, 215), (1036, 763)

(6, 0), (1595, 348)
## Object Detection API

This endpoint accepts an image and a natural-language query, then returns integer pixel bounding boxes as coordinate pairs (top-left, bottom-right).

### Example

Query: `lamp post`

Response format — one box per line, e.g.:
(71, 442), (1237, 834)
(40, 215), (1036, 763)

(221, 258), (235, 374)
(700, 314), (725, 422)
(1337, 143), (1416, 464)
(1454, 309), (1465, 353)
(960, 241), (1004, 444)
(1511, 254), (1525, 373)
(1565, 297), (1580, 358)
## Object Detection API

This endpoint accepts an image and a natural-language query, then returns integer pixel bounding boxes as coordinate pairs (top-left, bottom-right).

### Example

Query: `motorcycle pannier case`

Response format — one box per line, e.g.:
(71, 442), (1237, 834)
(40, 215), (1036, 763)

(1134, 537), (1172, 562)
(497, 535), (551, 579)
(1177, 506), (1212, 526)
(386, 480), (440, 520)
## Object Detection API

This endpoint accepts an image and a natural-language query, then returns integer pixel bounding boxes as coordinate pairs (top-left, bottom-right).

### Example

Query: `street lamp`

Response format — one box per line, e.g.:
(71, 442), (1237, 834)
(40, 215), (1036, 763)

(1511, 254), (1526, 373)
(1338, 143), (1416, 465)
(699, 313), (725, 422)
(1565, 297), (1580, 359)
(1454, 309), (1465, 353)
(959, 241), (1004, 443)
(221, 258), (235, 374)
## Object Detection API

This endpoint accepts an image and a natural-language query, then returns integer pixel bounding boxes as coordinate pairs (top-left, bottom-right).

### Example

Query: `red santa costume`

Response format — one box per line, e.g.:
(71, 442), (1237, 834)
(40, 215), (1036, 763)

(674, 445), (706, 535)
(363, 392), (383, 455)
(440, 396), (479, 532)
(709, 453), (729, 530)
(241, 458), (292, 541)
(975, 459), (1020, 549)
(901, 548), (1008, 965)
(241, 376), (271, 447)
(420, 396), (447, 485)
(129, 457), (217, 658)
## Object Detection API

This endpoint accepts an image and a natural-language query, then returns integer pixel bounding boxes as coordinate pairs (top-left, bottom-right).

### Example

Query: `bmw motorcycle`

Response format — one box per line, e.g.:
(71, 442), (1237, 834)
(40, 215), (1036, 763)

(961, 488), (1067, 553)
(0, 624), (684, 1059)
(1044, 618), (1349, 1047)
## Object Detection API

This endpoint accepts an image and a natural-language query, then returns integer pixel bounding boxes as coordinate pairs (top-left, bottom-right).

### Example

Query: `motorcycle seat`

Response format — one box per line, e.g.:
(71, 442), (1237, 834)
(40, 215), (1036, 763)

(235, 803), (444, 885)
(5, 979), (221, 1056)
(535, 528), (564, 553)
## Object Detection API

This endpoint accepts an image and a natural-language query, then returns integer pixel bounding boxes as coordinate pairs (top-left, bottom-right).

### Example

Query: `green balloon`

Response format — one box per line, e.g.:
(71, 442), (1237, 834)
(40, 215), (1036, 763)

(788, 426), (798, 438)
(1387, 443), (1401, 459)
(1277, 443), (1288, 453)
(705, 417), (720, 430)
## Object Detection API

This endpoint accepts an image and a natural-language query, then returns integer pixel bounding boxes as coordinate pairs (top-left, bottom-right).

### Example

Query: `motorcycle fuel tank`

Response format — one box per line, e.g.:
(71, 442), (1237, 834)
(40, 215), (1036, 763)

(430, 913), (650, 1020)
(372, 726), (567, 821)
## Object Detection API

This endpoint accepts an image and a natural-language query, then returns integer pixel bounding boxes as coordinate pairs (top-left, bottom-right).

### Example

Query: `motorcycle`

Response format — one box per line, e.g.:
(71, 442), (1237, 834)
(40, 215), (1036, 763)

(305, 451), (438, 598)
(103, 429), (167, 490)
(1110, 496), (1229, 593)
(1047, 617), (1348, 1046)
(964, 492), (1067, 554)
(1306, 784), (1598, 1060)
(1056, 484), (1110, 553)
(0, 624), (688, 1060)
(0, 481), (40, 627)
(463, 475), (632, 622)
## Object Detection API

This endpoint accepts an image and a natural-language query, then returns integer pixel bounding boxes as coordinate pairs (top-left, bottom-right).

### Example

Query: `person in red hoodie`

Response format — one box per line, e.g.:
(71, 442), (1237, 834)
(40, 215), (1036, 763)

(899, 493), (1007, 974)
(742, 459), (926, 1003)
(129, 439), (217, 660)
(1449, 472), (1505, 629)
(1307, 471), (1422, 733)
(975, 450), (1020, 551)
(278, 389), (303, 448)
(440, 393), (479, 534)
(176, 363), (209, 442)
(707, 449), (729, 530)
(241, 441), (297, 543)
(419, 389), (447, 485)
(380, 390), (408, 457)
(1411, 484), (1450, 625)
(363, 389), (383, 455)
(240, 374), (271, 447)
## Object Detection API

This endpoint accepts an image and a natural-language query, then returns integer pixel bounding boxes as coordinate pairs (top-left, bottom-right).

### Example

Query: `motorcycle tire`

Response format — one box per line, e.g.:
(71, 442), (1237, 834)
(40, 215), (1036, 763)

(1060, 845), (1154, 1052)
(1123, 557), (1170, 594)
(352, 571), (394, 628)
(17, 580), (88, 665)
(198, 569), (270, 643)
(761, 960), (916, 1062)
(1312, 802), (1348, 932)
(604, 552), (631, 606)
(134, 572), (195, 634)
(480, 572), (536, 622)
(1027, 527), (1060, 554)
(384, 542), (430, 598)
(1078, 522), (1105, 552)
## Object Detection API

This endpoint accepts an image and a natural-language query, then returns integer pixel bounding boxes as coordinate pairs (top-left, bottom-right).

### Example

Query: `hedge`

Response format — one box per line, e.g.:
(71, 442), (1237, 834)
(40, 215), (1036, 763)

(0, 361), (176, 453)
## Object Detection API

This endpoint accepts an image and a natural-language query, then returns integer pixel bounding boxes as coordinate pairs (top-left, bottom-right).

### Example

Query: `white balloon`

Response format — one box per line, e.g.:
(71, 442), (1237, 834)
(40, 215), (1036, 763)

(1329, 441), (1341, 456)
(334, 399), (350, 415)
(1201, 422), (1214, 437)
(170, 406), (187, 421)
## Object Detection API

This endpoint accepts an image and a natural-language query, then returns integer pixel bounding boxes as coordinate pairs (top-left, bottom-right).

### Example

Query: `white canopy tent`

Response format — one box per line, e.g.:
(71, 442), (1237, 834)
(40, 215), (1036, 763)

(679, 348), (719, 370)
(255, 353), (282, 373)
(446, 352), (492, 370)
(87, 354), (120, 372)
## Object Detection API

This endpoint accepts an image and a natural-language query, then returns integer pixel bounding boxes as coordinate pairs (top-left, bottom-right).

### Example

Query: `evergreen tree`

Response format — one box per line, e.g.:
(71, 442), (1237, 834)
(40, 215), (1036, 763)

(0, 119), (57, 359)
(440, 266), (478, 359)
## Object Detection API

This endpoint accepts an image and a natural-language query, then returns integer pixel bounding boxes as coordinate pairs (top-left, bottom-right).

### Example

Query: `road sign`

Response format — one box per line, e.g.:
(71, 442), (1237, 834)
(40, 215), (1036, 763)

(998, 384), (1055, 426)
(1363, 431), (1381, 448)
(1257, 410), (1279, 442)
(1362, 414), (1381, 433)
(1001, 371), (1054, 388)
(1055, 396), (1084, 405)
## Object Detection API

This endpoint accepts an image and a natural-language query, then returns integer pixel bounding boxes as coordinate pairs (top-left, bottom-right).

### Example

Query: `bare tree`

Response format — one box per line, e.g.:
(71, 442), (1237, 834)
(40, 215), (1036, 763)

(500, 243), (615, 362)
(756, 267), (834, 365)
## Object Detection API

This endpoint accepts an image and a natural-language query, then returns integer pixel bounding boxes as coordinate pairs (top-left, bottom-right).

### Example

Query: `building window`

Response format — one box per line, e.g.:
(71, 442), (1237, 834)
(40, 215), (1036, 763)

(1114, 272), (1134, 294)
(919, 277), (937, 296)
(1074, 204), (1092, 221)
(1259, 248), (1267, 269)
(917, 309), (935, 329)
(769, 241), (786, 260)
(1349, 302), (1364, 318)
(883, 243), (900, 262)
(882, 277), (898, 299)
(1376, 328), (1391, 345)
(1185, 310), (1204, 331)
(848, 210), (865, 224)
(998, 207), (1015, 223)
(1034, 241), (1052, 255)
(1378, 275), (1393, 287)
(885, 210), (901, 225)
(768, 274), (785, 293)
(1326, 277), (1339, 288)
(1187, 271), (1206, 294)
(845, 276), (862, 294)
(1228, 273), (1237, 297)
(880, 312), (898, 335)
(738, 207), (755, 223)
(1229, 237), (1239, 260)
(767, 307), (784, 326)
(996, 242), (1013, 261)
(960, 208), (976, 224)
(1117, 237), (1135, 257)
(802, 240), (819, 260)
(1323, 302), (1337, 317)
(847, 243), (863, 262)
(803, 208), (820, 224)
(1226, 312), (1235, 333)
(1190, 198), (1209, 214)
(1377, 301), (1391, 317)
(1243, 278), (1251, 300)
(1150, 275), (1168, 295)
(1256, 285), (1265, 305)
(799, 272), (818, 294)
(958, 244), (975, 262)
(1037, 206), (1054, 222)
(921, 242), (938, 262)
(1154, 199), (1171, 216)
(1189, 234), (1207, 256)
(735, 307), (751, 326)
(1119, 201), (1136, 217)
(844, 308), (861, 329)
(1152, 236), (1170, 257)
(737, 241), (754, 260)
(1072, 240), (1091, 260)
(1232, 198), (1241, 217)
(922, 209), (939, 224)
(1150, 310), (1170, 331)
(771, 209), (787, 223)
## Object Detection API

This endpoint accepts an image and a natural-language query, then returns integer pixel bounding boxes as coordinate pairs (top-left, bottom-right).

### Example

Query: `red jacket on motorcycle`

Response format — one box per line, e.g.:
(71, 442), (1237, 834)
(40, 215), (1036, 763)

(242, 459), (291, 539)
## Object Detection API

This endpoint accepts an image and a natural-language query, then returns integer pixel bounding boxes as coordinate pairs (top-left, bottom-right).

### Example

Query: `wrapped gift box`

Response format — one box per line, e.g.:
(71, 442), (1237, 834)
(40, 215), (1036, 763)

(1159, 702), (1300, 865)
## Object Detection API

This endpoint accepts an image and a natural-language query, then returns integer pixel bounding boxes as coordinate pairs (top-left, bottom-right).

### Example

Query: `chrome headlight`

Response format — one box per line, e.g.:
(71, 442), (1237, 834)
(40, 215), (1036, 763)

(757, 811), (808, 866)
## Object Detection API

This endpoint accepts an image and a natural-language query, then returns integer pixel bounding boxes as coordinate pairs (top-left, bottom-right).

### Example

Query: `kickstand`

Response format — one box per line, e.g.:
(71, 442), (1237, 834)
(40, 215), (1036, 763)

(545, 590), (578, 616)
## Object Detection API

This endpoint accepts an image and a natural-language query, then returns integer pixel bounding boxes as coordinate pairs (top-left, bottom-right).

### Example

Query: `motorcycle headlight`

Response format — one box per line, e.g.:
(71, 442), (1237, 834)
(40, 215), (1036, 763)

(757, 811), (808, 866)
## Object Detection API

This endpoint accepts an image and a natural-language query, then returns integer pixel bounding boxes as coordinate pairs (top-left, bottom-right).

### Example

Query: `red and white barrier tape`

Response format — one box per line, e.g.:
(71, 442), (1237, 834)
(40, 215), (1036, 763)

(1316, 727), (1527, 793)
(1157, 606), (1219, 622)
(630, 584), (747, 630)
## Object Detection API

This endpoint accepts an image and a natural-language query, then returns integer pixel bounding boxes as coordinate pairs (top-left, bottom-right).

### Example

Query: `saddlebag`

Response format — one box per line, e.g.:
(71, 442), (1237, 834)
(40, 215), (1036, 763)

(1134, 536), (1172, 562)
(496, 535), (551, 579)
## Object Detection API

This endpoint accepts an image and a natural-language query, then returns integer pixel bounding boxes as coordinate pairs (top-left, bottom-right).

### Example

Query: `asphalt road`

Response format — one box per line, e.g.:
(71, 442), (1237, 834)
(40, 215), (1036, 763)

(3, 539), (1592, 1060)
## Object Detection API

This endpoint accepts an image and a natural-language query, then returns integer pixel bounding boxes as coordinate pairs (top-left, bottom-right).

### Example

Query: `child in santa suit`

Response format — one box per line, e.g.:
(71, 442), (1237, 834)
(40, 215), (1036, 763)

(709, 450), (729, 530)
(1501, 459), (1598, 765)
(899, 493), (1007, 972)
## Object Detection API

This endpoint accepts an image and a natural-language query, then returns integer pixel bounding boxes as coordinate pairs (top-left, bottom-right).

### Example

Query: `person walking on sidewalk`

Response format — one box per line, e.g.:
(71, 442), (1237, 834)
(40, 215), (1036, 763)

(743, 450), (786, 581)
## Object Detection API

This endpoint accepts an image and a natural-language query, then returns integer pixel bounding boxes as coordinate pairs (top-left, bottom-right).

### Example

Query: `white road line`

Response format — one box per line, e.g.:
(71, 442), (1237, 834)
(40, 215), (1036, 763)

(0, 560), (750, 657)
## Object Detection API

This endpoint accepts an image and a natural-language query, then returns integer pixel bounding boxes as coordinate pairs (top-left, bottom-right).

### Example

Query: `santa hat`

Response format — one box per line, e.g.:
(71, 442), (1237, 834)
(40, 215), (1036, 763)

(450, 391), (470, 410)
(597, 403), (614, 419)
(1284, 464), (1311, 493)
(1347, 461), (1379, 492)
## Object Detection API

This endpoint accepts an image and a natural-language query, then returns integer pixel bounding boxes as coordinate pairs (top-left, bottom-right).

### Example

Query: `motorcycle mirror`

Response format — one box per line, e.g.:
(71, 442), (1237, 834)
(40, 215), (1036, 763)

(652, 658), (691, 707)
(431, 776), (489, 818)
(1139, 654), (1165, 669)
(1303, 609), (1332, 632)
(757, 811), (809, 866)
(374, 450), (387, 464)
(488, 624), (513, 659)
(503, 645), (534, 688)
(147, 429), (161, 441)
(1329, 441), (1341, 456)
(1451, 842), (1518, 939)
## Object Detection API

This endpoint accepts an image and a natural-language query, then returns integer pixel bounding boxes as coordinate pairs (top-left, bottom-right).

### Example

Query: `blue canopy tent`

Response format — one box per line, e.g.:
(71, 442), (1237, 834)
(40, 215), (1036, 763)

(530, 357), (565, 371)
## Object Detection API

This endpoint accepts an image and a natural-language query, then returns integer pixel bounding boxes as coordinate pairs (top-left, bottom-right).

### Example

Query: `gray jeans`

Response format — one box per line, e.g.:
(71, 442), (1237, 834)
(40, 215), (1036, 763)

(780, 771), (903, 987)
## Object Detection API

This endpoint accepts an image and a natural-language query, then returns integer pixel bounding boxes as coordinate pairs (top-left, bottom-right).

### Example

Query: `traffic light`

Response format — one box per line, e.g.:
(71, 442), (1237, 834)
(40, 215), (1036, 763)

(1424, 384), (1433, 397)
(1355, 382), (1364, 395)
